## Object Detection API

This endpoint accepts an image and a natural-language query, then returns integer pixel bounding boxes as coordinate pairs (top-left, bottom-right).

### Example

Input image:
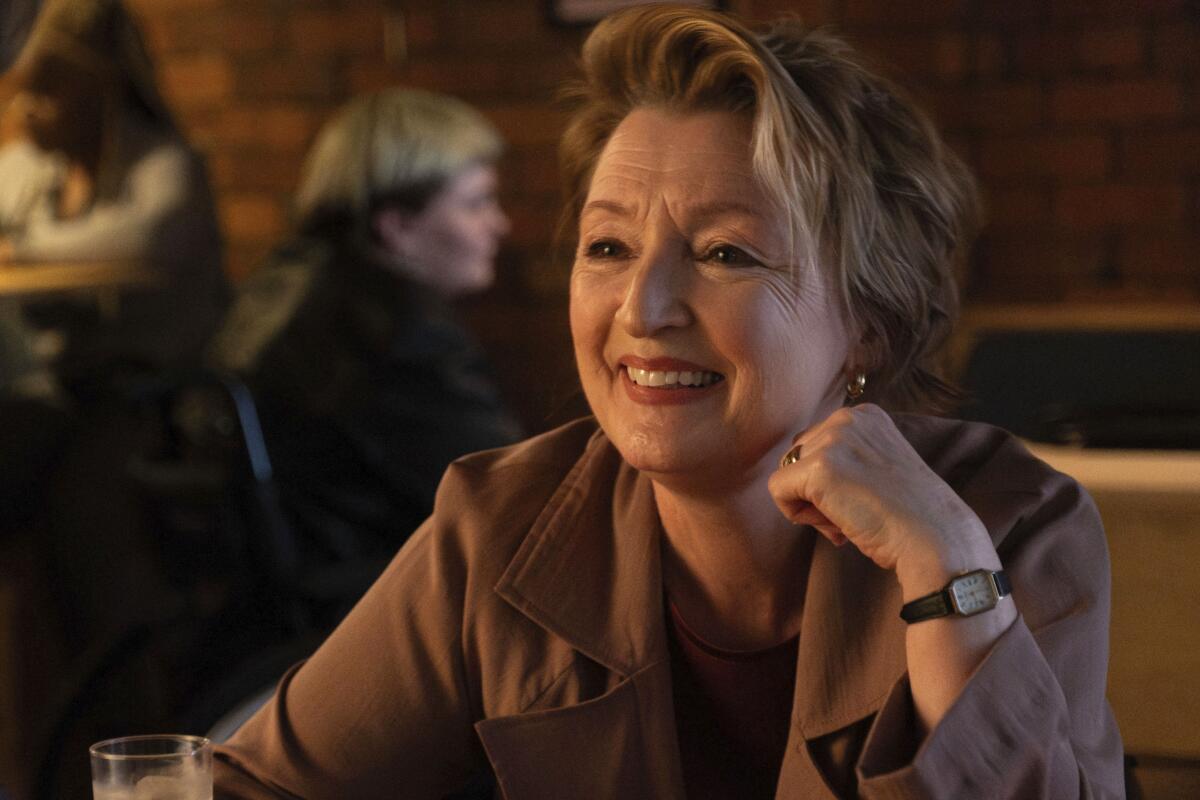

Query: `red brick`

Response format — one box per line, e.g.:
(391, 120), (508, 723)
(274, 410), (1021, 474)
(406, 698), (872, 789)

(1049, 0), (1183, 20)
(235, 60), (339, 102)
(216, 106), (322, 152)
(499, 146), (562, 200)
(969, 233), (1107, 301)
(159, 55), (235, 108)
(506, 199), (563, 250)
(982, 186), (1053, 229)
(1012, 31), (1076, 75)
(1116, 233), (1200, 283)
(842, 0), (968, 27)
(745, 0), (838, 26)
(136, 16), (174, 58)
(394, 58), (508, 98)
(483, 105), (571, 148)
(1120, 129), (1200, 176)
(971, 84), (1046, 129)
(1054, 183), (1186, 229)
(931, 84), (1045, 130)
(502, 52), (581, 96)
(128, 0), (219, 12)
(973, 35), (1008, 80)
(345, 62), (396, 95)
(150, 10), (281, 55)
(1152, 24), (1200, 72)
(289, 8), (385, 57)
(448, 1), (546, 49)
(978, 133), (1112, 180)
(1076, 28), (1145, 71)
(403, 7), (441, 52)
(854, 33), (968, 81)
(220, 194), (287, 242)
(210, 152), (303, 194)
(1051, 80), (1182, 124)
(973, 0), (1046, 26)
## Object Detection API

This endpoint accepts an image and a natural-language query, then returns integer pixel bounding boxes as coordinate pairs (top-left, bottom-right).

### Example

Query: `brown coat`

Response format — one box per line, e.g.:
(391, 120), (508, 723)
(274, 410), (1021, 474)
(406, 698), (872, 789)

(214, 414), (1124, 799)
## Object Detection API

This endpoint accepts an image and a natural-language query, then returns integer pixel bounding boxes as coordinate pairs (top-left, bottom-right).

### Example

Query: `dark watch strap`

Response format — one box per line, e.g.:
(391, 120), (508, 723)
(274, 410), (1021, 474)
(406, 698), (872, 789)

(899, 569), (1011, 624)
(899, 589), (952, 623)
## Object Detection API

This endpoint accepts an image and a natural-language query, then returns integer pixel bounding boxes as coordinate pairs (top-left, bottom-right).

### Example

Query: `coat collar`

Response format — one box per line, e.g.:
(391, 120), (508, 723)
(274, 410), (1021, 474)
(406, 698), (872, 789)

(494, 426), (669, 677)
(493, 423), (909, 739)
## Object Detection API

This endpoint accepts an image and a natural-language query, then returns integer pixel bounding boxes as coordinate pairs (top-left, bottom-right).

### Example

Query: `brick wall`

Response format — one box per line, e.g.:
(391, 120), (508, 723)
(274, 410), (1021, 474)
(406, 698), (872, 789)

(127, 0), (1198, 428)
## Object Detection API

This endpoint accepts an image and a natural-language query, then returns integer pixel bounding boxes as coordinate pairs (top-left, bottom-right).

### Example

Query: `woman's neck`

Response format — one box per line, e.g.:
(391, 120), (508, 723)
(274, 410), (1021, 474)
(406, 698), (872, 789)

(653, 475), (816, 651)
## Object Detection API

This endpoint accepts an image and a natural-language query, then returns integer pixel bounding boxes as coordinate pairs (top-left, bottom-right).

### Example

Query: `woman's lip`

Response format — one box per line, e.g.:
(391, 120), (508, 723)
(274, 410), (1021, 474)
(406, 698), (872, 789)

(619, 355), (715, 372)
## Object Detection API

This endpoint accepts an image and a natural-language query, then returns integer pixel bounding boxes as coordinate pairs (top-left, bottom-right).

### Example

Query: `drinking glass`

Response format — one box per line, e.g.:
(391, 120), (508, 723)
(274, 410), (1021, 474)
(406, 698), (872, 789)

(90, 735), (212, 800)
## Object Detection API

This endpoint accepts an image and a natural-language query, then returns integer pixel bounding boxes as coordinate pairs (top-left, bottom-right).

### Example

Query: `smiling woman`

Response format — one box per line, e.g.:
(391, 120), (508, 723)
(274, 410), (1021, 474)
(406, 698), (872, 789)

(571, 108), (852, 483)
(212, 6), (1124, 800)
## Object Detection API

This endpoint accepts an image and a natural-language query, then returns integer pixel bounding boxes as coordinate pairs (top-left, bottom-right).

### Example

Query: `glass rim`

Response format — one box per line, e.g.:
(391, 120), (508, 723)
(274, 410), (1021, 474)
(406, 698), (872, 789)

(89, 734), (211, 761)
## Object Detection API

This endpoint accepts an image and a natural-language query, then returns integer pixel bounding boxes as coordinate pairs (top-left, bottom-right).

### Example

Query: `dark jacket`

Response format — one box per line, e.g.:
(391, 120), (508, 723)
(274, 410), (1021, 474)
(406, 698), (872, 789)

(214, 415), (1123, 799)
(207, 235), (522, 566)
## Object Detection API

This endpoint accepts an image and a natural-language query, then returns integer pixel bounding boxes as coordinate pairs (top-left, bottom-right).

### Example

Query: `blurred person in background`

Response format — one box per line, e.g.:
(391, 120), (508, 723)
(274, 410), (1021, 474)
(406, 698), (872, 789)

(0, 0), (227, 393)
(208, 88), (522, 580)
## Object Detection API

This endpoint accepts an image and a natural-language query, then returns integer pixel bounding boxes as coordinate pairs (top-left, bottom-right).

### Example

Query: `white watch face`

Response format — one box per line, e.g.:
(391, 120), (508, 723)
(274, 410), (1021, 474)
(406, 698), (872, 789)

(950, 571), (998, 615)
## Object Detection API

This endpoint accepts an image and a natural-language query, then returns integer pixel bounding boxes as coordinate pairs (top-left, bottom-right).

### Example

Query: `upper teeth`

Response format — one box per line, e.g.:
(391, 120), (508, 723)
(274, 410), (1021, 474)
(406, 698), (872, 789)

(627, 367), (722, 388)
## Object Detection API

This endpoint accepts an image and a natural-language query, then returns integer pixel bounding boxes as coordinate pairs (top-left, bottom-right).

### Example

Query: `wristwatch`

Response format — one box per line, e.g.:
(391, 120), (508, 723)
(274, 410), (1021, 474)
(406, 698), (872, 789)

(899, 569), (1012, 623)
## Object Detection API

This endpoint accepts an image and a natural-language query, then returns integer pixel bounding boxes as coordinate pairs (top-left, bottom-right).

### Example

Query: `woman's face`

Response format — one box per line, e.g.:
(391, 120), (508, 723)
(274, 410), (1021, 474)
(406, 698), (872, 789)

(384, 163), (510, 296)
(570, 108), (855, 486)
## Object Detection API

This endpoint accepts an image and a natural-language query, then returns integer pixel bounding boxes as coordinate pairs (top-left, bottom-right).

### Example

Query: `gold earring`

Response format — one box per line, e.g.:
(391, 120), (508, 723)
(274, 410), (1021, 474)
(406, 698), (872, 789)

(846, 372), (866, 401)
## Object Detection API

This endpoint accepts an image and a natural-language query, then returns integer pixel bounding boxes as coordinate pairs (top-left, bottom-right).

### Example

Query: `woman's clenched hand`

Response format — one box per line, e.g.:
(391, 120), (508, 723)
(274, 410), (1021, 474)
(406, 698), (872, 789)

(768, 404), (998, 596)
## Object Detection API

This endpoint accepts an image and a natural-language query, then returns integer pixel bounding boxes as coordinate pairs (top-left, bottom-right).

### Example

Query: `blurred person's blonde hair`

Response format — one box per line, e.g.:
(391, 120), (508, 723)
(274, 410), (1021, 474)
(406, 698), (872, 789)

(559, 5), (981, 413)
(295, 88), (503, 239)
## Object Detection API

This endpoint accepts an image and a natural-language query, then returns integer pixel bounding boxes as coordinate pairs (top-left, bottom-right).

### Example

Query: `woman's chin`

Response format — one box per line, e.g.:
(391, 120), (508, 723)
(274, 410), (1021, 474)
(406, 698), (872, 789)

(612, 436), (739, 486)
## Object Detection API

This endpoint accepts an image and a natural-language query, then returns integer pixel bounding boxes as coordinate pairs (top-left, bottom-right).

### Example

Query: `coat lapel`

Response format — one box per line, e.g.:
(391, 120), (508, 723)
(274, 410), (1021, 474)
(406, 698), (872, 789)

(486, 427), (685, 799)
(775, 536), (909, 799)
(792, 536), (908, 739)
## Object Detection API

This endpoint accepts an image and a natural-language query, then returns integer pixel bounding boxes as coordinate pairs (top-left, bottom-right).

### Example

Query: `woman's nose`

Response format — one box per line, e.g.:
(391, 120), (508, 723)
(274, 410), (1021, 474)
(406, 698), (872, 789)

(615, 244), (693, 337)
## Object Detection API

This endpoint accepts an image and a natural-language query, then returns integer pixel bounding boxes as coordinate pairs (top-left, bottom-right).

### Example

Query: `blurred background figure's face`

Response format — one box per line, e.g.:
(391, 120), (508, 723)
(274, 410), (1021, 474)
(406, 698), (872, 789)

(11, 57), (104, 156)
(11, 89), (64, 151)
(387, 163), (510, 296)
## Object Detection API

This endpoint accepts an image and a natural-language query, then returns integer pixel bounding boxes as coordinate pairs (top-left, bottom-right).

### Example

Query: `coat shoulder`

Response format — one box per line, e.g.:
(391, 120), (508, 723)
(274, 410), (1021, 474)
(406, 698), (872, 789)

(891, 413), (1102, 553)
(416, 417), (606, 571)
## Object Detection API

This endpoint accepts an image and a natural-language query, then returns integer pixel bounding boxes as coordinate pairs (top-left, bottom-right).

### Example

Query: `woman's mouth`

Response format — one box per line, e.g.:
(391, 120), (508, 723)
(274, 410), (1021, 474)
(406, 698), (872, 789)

(625, 366), (723, 389)
(618, 360), (725, 405)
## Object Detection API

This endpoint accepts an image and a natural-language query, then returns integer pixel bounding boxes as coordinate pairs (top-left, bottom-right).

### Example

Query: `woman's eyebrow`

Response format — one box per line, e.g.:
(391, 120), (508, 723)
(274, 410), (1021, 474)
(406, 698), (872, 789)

(685, 200), (770, 224)
(581, 199), (768, 223)
(581, 198), (633, 218)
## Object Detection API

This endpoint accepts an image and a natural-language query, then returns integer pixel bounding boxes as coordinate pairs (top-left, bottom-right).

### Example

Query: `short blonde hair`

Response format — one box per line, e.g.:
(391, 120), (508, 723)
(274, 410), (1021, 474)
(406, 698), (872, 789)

(560, 6), (980, 412)
(295, 88), (503, 236)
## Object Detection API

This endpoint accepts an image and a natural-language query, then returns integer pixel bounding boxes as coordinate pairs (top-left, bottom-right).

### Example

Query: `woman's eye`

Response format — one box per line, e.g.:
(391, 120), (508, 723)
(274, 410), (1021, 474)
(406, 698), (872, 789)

(703, 244), (758, 266)
(585, 240), (625, 258)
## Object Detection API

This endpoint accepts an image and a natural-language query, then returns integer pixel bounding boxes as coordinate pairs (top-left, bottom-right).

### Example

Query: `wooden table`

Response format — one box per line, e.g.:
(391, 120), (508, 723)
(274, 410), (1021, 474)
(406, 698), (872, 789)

(0, 260), (156, 318)
(1029, 442), (1200, 794)
(0, 260), (154, 296)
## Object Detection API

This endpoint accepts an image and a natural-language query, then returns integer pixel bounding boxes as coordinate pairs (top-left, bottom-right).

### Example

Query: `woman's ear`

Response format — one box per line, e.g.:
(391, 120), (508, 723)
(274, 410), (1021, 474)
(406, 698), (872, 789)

(372, 206), (411, 258)
(847, 324), (883, 377)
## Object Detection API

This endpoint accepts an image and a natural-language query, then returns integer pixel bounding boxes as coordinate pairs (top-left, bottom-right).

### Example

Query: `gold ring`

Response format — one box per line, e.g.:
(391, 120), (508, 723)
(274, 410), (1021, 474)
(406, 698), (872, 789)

(779, 443), (802, 469)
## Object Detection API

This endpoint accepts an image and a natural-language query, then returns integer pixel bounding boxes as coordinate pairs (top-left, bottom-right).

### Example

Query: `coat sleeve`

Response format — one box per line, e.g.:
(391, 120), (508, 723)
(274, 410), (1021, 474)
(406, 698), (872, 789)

(212, 465), (492, 799)
(855, 471), (1125, 798)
